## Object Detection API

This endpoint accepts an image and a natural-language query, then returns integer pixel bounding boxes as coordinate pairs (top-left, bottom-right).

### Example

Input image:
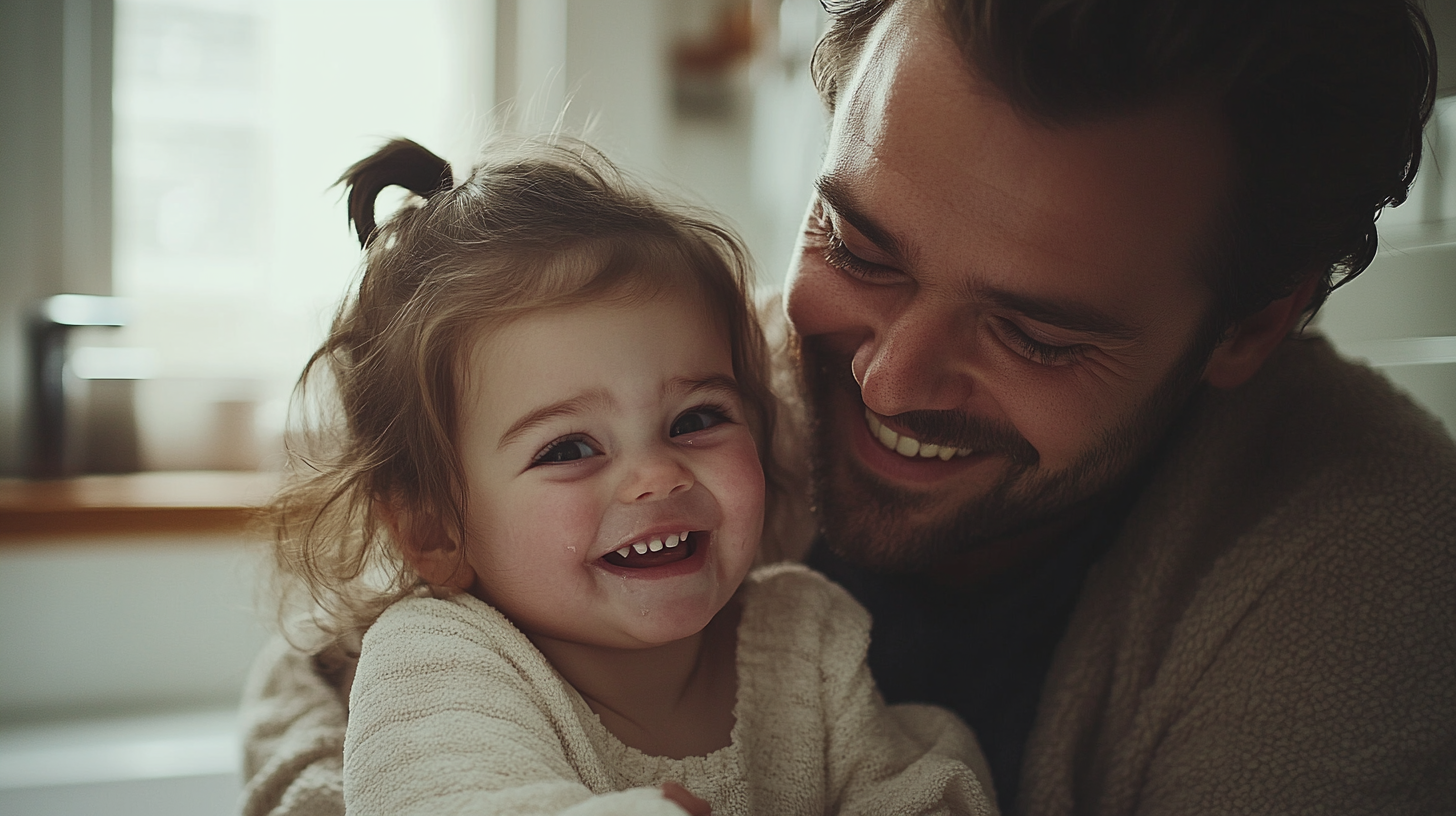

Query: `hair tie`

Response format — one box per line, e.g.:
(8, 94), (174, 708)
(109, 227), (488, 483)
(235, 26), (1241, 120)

(340, 139), (455, 248)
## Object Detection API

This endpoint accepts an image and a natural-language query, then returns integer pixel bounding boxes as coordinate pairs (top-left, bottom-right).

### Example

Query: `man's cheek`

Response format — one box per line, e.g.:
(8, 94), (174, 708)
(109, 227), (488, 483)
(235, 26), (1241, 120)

(985, 374), (1108, 465)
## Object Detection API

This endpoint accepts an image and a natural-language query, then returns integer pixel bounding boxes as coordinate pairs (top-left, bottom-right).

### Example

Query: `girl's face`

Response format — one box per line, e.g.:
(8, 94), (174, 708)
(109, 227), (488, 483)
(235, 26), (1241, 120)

(452, 284), (765, 651)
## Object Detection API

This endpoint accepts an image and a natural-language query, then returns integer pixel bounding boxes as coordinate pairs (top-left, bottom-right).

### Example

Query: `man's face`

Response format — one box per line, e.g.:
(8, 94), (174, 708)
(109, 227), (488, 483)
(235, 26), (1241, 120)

(784, 0), (1233, 570)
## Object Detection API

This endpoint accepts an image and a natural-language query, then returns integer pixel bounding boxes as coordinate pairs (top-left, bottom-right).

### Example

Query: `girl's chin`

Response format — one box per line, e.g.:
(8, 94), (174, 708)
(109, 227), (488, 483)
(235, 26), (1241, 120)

(614, 597), (730, 647)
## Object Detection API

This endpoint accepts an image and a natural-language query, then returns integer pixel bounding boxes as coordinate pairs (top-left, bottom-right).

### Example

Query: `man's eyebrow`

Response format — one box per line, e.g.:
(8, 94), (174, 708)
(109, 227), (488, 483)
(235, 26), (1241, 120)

(497, 389), (612, 450)
(814, 174), (913, 264)
(978, 286), (1143, 340)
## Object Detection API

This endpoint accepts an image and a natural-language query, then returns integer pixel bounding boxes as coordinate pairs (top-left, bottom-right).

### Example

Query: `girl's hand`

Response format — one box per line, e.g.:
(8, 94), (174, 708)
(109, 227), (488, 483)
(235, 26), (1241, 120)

(661, 781), (711, 816)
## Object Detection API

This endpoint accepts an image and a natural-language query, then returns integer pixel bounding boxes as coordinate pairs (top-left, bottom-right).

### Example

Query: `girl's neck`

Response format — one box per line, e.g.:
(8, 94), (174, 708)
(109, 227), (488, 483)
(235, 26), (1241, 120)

(528, 597), (742, 760)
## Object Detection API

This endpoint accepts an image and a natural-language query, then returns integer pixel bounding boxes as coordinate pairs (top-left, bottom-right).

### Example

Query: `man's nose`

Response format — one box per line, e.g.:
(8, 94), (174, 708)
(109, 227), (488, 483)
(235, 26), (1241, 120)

(853, 312), (976, 416)
(617, 448), (695, 503)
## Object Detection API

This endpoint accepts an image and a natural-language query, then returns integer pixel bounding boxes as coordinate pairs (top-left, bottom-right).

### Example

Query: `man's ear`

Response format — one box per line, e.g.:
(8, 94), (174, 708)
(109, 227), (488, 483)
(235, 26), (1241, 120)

(378, 499), (476, 591)
(1202, 271), (1321, 390)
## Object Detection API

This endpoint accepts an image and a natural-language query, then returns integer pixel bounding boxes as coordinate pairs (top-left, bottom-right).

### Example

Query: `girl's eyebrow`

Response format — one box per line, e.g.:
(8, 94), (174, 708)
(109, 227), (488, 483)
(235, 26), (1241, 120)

(496, 375), (738, 450)
(497, 389), (612, 450)
(667, 374), (740, 398)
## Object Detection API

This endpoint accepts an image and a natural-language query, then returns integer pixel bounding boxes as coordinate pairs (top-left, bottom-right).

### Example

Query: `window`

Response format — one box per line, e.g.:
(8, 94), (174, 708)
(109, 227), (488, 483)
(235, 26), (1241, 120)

(110, 0), (489, 470)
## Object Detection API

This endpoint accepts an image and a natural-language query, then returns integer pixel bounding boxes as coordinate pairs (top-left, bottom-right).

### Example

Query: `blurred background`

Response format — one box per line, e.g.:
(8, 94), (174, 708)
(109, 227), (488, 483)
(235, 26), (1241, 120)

(0, 1), (1452, 815)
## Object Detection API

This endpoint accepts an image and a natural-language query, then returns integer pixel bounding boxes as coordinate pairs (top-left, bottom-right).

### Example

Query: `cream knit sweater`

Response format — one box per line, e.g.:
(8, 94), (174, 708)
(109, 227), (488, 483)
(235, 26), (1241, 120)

(341, 564), (993, 816)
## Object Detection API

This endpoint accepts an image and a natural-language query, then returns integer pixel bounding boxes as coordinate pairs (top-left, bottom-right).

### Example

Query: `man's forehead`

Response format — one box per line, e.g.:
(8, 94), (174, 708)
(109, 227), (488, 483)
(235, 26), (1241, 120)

(825, 0), (1232, 285)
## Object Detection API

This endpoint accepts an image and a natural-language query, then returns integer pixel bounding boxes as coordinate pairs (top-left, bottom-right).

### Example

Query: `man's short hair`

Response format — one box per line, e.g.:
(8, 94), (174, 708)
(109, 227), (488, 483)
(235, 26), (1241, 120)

(813, 0), (1437, 328)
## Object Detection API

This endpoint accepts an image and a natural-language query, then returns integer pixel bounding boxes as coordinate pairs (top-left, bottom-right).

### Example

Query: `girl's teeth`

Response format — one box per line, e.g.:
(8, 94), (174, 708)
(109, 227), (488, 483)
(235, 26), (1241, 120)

(613, 531), (695, 560)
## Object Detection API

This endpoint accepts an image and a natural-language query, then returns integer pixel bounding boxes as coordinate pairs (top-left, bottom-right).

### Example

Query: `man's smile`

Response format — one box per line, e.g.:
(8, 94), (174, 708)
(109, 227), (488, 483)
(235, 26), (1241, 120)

(864, 408), (976, 460)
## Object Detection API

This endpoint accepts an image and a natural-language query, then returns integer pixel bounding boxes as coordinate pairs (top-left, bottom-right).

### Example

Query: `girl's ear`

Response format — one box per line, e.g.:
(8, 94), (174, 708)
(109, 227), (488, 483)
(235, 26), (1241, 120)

(1202, 270), (1321, 390)
(378, 499), (477, 591)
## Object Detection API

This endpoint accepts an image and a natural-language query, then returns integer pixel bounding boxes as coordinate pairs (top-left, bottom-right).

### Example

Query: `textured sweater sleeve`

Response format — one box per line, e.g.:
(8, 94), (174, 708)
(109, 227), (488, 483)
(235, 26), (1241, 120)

(240, 634), (350, 816)
(1122, 347), (1456, 816)
(779, 567), (997, 816)
(1135, 515), (1456, 816)
(344, 596), (689, 816)
(1021, 338), (1456, 816)
(1128, 476), (1456, 815)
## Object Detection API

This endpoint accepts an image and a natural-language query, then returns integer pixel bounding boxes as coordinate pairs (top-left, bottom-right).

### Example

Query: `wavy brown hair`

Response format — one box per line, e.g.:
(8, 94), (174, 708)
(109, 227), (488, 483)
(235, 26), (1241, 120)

(267, 136), (785, 647)
(812, 0), (1436, 330)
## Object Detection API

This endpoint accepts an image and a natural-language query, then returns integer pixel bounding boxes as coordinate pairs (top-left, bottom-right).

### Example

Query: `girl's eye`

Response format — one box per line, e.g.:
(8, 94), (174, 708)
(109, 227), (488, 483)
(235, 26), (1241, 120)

(994, 319), (1091, 366)
(671, 406), (730, 437)
(532, 437), (600, 465)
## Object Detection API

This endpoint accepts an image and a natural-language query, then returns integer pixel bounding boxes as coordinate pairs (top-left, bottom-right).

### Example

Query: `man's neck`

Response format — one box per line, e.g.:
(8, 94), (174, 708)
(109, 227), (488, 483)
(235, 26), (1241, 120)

(920, 511), (1094, 589)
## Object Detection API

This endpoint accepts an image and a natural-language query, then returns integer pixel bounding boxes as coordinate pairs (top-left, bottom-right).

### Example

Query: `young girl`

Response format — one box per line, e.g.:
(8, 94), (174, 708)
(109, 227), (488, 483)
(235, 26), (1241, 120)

(267, 136), (996, 816)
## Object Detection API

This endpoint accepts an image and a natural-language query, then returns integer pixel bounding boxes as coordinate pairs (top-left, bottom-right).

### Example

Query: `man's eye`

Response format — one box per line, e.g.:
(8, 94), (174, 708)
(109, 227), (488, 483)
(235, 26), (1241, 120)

(670, 406), (729, 437)
(995, 319), (1090, 366)
(811, 207), (900, 283)
(532, 437), (599, 465)
(824, 232), (891, 278)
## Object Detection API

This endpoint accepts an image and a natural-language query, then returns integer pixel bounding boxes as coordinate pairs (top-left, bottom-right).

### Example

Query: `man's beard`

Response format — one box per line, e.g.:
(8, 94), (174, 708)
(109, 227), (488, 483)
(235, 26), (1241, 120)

(798, 334), (1212, 572)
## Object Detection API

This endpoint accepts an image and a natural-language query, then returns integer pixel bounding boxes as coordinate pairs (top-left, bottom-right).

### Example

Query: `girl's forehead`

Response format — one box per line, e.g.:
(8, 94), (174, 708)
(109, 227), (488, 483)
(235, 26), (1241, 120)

(472, 275), (725, 348)
(461, 285), (736, 401)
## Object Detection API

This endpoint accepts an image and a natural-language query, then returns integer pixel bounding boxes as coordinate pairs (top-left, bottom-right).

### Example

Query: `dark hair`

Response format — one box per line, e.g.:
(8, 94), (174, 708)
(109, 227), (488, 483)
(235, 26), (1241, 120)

(268, 136), (784, 642)
(812, 0), (1437, 326)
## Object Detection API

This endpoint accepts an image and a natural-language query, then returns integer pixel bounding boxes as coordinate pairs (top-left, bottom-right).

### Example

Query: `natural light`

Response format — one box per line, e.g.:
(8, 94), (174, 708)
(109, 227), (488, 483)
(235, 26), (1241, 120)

(110, 0), (490, 470)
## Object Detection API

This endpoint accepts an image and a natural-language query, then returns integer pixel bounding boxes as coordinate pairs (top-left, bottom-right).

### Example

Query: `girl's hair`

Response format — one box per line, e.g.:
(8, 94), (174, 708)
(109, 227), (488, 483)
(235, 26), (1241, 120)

(267, 135), (784, 648)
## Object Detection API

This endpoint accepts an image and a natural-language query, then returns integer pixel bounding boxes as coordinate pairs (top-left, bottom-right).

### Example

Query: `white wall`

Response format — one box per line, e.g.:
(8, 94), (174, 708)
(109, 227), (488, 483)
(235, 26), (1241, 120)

(1314, 97), (1456, 435)
(498, 0), (824, 291)
(0, 536), (270, 722)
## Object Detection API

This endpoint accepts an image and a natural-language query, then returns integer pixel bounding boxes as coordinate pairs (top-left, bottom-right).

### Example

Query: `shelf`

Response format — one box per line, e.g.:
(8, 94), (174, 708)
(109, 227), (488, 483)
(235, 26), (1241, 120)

(0, 471), (279, 541)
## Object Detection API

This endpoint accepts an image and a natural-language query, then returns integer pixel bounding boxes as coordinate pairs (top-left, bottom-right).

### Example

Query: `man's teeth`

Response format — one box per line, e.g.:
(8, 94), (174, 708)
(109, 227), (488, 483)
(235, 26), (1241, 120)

(864, 409), (973, 460)
(613, 532), (689, 559)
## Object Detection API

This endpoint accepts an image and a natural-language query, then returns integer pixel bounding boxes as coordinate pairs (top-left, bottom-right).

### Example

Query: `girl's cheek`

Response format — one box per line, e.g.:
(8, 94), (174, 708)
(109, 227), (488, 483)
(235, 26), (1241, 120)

(720, 436), (767, 510)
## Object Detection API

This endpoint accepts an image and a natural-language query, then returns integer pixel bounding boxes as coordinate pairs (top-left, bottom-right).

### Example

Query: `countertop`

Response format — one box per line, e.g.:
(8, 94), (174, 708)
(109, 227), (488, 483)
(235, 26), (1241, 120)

(0, 471), (280, 540)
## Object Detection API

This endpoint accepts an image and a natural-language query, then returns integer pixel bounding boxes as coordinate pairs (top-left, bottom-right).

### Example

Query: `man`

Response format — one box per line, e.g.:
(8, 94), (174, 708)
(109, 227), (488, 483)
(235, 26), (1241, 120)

(242, 0), (1454, 814)
(791, 0), (1452, 813)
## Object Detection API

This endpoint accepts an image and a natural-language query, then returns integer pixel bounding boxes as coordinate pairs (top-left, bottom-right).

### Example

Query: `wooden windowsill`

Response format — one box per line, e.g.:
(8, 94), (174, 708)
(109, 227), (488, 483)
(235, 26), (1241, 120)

(0, 471), (280, 541)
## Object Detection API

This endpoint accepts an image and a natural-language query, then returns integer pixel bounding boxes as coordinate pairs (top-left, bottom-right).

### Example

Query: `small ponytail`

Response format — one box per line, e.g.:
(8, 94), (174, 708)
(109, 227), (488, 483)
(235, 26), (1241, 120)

(339, 139), (454, 248)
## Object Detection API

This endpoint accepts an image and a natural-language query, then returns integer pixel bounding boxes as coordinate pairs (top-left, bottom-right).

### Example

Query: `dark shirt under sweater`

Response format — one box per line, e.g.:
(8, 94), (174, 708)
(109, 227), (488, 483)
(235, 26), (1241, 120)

(807, 499), (1129, 815)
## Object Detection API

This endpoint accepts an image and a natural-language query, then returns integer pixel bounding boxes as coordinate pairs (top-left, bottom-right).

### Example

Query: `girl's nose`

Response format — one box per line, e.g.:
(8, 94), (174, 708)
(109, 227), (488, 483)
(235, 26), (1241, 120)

(618, 450), (695, 503)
